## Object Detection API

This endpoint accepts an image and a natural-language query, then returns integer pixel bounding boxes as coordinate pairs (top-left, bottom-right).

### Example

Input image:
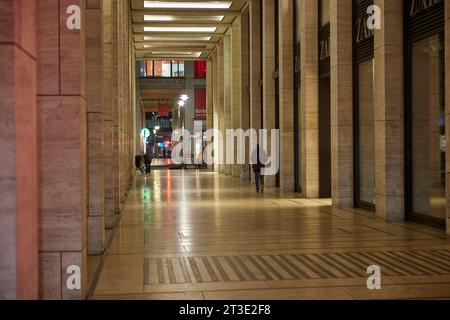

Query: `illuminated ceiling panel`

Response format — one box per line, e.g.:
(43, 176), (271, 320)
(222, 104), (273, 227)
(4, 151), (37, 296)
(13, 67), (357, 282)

(143, 1), (232, 9)
(143, 26), (218, 33)
(144, 15), (225, 22)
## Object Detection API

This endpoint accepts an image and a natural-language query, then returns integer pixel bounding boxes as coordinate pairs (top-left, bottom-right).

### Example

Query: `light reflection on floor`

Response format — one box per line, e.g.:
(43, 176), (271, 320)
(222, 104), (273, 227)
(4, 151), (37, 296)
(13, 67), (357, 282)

(90, 170), (450, 300)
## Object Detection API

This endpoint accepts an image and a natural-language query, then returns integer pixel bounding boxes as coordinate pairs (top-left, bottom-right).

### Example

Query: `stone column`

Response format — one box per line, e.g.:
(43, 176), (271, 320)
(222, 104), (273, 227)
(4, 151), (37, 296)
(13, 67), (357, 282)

(278, 0), (295, 192)
(206, 59), (214, 131)
(232, 19), (242, 178)
(262, 0), (277, 187)
(135, 63), (142, 156)
(112, 0), (121, 218)
(300, 0), (319, 198)
(102, 0), (115, 228)
(123, 0), (131, 199)
(249, 0), (262, 184)
(374, 0), (404, 221)
(118, 0), (126, 207)
(131, 54), (137, 179)
(240, 7), (251, 182)
(446, 1), (450, 235)
(86, 0), (105, 255)
(206, 58), (214, 171)
(224, 33), (232, 176)
(249, 0), (262, 132)
(37, 0), (87, 299)
(330, 0), (353, 208)
(218, 41), (226, 174)
(213, 50), (221, 172)
(0, 0), (39, 300)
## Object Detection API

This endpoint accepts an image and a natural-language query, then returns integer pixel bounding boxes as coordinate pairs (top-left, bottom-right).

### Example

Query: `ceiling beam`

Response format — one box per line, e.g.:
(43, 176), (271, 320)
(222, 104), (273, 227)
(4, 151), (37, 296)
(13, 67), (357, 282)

(134, 41), (217, 46)
(133, 32), (224, 36)
(133, 20), (231, 25)
(135, 47), (212, 52)
(133, 22), (231, 28)
(131, 9), (241, 16)
(136, 56), (207, 61)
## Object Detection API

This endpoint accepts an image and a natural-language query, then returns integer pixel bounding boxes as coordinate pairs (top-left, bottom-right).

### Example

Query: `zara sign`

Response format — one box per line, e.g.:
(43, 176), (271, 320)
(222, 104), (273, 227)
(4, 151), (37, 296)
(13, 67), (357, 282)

(356, 5), (381, 43)
(409, 0), (443, 17)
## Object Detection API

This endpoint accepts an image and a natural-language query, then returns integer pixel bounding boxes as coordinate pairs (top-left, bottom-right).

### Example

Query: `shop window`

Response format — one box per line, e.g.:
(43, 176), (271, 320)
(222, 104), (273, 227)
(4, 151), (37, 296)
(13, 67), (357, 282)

(141, 60), (185, 78)
(410, 35), (445, 221)
(146, 61), (153, 77)
(172, 60), (185, 77)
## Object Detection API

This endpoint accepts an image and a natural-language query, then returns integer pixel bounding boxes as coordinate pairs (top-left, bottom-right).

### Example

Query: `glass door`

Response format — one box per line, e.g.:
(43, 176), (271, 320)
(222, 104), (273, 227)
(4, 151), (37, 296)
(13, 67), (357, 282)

(408, 34), (446, 226)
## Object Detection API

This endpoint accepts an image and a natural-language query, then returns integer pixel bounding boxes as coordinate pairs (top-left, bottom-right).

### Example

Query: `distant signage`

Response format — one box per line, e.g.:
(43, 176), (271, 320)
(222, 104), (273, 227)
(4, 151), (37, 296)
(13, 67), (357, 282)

(355, 14), (374, 43)
(195, 88), (206, 120)
(409, 0), (442, 17)
(355, 5), (381, 43)
(141, 128), (150, 139)
(158, 104), (170, 117)
(319, 37), (330, 61)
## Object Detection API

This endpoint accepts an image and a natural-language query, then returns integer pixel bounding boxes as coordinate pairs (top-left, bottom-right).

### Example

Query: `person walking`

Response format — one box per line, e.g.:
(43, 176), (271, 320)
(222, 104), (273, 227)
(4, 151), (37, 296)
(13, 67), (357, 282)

(251, 145), (267, 193)
(145, 152), (153, 174)
(137, 154), (146, 175)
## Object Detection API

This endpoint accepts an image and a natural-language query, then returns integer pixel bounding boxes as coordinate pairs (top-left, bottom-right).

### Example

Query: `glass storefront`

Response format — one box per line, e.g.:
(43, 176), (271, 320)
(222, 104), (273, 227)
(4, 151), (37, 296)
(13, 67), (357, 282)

(410, 35), (445, 221)
(138, 60), (185, 78)
(172, 60), (185, 77)
(357, 59), (375, 205)
(353, 0), (375, 208)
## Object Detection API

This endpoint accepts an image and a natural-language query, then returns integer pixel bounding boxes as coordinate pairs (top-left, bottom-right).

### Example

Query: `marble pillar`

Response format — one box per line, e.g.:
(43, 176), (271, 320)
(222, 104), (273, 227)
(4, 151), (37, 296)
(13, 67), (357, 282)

(213, 50), (220, 172)
(206, 59), (214, 171)
(117, 0), (126, 207)
(112, 0), (121, 217)
(206, 59), (214, 132)
(240, 7), (251, 182)
(262, 0), (277, 188)
(278, 0), (295, 193)
(218, 41), (226, 174)
(0, 0), (39, 300)
(224, 33), (232, 176)
(374, 0), (405, 221)
(446, 1), (450, 235)
(37, 0), (87, 299)
(232, 19), (242, 178)
(102, 0), (115, 229)
(300, 0), (319, 198)
(86, 0), (105, 255)
(249, 0), (262, 184)
(249, 0), (262, 133)
(330, 0), (354, 208)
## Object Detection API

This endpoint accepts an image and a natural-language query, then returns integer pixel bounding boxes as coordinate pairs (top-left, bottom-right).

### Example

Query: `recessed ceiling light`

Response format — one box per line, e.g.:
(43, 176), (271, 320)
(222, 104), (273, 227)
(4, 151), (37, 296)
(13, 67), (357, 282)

(143, 36), (212, 41)
(144, 44), (206, 48)
(144, 15), (175, 21)
(144, 1), (232, 9)
(150, 52), (202, 57)
(152, 52), (193, 55)
(144, 26), (217, 33)
(144, 15), (225, 22)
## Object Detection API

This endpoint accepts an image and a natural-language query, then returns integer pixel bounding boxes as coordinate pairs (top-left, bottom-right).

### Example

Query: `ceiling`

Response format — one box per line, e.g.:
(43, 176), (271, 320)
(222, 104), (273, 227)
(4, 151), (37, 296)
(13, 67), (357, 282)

(130, 0), (247, 61)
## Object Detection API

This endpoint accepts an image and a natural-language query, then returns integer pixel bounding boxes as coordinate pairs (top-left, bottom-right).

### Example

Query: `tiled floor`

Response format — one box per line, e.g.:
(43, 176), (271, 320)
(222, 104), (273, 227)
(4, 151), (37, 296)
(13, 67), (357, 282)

(89, 170), (450, 300)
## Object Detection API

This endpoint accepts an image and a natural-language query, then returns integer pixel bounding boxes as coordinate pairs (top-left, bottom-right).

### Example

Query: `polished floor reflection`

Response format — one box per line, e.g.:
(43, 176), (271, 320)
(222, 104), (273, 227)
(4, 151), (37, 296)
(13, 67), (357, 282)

(90, 170), (450, 300)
